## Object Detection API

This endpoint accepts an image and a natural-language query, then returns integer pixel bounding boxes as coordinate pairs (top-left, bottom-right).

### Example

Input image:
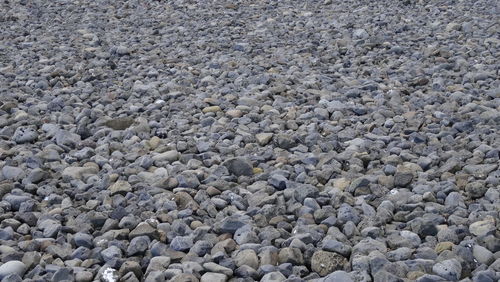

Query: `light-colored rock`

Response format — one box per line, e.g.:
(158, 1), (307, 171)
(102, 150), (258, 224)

(108, 180), (132, 195)
(200, 272), (227, 282)
(255, 133), (273, 146)
(152, 150), (179, 163)
(0, 261), (27, 279)
(202, 106), (221, 113)
(61, 166), (99, 180)
(469, 216), (496, 236)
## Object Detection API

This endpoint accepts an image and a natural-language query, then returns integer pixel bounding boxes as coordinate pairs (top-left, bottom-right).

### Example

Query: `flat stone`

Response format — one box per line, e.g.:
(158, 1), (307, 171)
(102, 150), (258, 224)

(61, 166), (99, 180)
(152, 150), (179, 163)
(129, 221), (158, 240)
(224, 158), (253, 176)
(108, 180), (132, 195)
(226, 109), (243, 118)
(202, 262), (233, 276)
(202, 106), (221, 113)
(104, 117), (135, 130)
(463, 164), (498, 179)
(473, 245), (494, 265)
(1, 166), (24, 181)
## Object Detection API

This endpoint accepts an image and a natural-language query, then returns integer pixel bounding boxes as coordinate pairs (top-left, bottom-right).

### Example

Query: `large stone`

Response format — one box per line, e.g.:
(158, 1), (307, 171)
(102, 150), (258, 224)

(224, 158), (253, 177)
(278, 247), (303, 265)
(108, 180), (132, 195)
(104, 117), (135, 130)
(472, 245), (494, 265)
(235, 249), (259, 270)
(129, 222), (159, 240)
(432, 259), (461, 281)
(0, 261), (27, 280)
(170, 236), (193, 251)
(311, 250), (349, 276)
(1, 166), (24, 181)
(255, 133), (273, 146)
(394, 172), (413, 187)
(469, 216), (496, 236)
(202, 263), (233, 277)
(463, 164), (498, 179)
(62, 166), (99, 180)
(152, 150), (179, 163)
(12, 127), (38, 144)
(216, 215), (251, 234)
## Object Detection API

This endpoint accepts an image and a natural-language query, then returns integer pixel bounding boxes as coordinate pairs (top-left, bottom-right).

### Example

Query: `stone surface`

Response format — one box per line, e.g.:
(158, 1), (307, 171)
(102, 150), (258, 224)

(224, 158), (253, 177)
(0, 261), (27, 280)
(0, 1), (496, 281)
(311, 250), (349, 276)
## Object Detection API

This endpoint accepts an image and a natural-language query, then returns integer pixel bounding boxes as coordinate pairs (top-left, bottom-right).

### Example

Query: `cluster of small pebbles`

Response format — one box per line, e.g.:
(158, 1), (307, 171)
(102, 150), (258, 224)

(0, 0), (499, 281)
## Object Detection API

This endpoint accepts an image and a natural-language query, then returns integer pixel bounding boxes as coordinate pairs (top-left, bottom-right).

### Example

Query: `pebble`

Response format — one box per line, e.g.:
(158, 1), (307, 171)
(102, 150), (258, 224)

(0, 0), (496, 280)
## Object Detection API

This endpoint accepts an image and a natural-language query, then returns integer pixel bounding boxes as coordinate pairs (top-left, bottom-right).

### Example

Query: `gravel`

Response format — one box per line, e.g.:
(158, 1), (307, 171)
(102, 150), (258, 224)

(0, 0), (499, 281)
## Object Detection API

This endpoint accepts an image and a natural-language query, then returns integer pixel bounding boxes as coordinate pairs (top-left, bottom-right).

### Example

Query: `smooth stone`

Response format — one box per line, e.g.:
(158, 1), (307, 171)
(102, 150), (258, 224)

(152, 150), (179, 163)
(202, 106), (221, 113)
(469, 217), (496, 236)
(1, 166), (24, 181)
(472, 245), (494, 265)
(0, 261), (27, 280)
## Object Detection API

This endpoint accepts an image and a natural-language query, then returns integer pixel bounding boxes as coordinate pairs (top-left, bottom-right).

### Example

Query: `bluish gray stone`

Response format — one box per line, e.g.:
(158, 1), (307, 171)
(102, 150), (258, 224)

(170, 236), (193, 252)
